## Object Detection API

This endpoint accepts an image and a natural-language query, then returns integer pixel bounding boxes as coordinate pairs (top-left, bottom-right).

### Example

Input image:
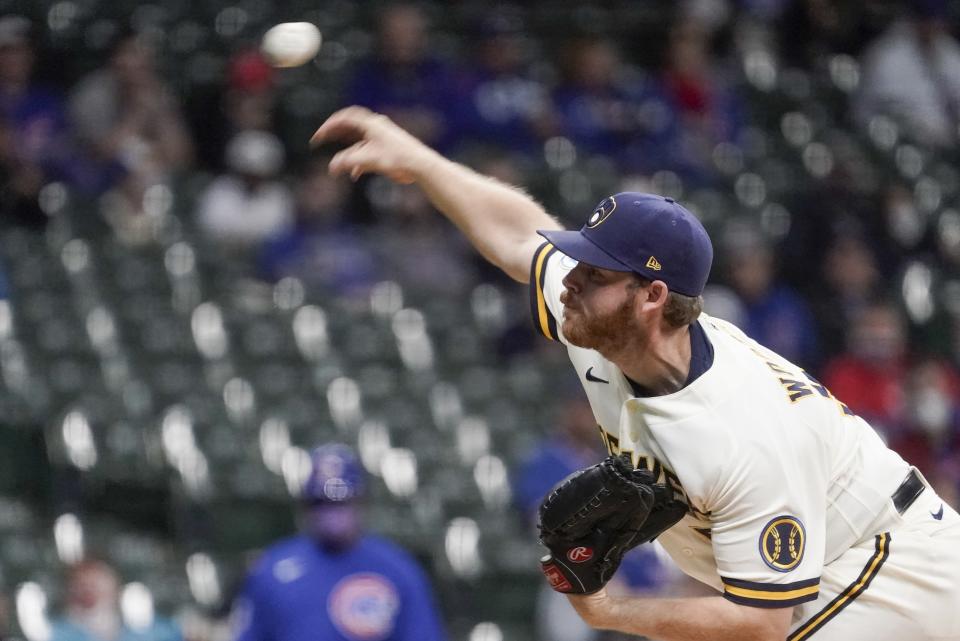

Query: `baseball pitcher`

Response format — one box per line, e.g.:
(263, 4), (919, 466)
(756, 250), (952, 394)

(311, 107), (960, 641)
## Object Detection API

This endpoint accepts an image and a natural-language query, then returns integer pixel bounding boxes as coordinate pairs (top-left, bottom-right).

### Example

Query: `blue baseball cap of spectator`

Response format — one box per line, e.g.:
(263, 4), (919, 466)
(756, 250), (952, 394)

(538, 192), (713, 297)
(302, 443), (366, 504)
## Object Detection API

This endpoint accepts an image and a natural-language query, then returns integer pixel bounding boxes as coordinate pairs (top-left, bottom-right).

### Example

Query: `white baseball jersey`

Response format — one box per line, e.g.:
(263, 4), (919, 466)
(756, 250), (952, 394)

(530, 243), (960, 639)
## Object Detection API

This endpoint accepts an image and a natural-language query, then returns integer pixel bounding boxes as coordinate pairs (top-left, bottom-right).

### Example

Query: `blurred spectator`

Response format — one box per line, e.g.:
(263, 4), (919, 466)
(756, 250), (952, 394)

(49, 559), (182, 641)
(813, 233), (883, 358)
(514, 394), (675, 641)
(345, 4), (456, 150)
(224, 50), (277, 135)
(654, 17), (744, 184)
(514, 392), (598, 641)
(69, 29), (193, 199)
(0, 15), (70, 229)
(552, 39), (661, 168)
(260, 158), (380, 299)
(932, 359), (960, 505)
(883, 181), (926, 251)
(738, 0), (793, 22)
(452, 7), (556, 154)
(854, 0), (960, 148)
(701, 284), (748, 329)
(196, 130), (294, 248)
(229, 444), (446, 641)
(822, 301), (908, 436)
(777, 0), (889, 69)
(374, 181), (477, 296)
(189, 49), (278, 172)
(724, 226), (820, 369)
(514, 394), (603, 521)
(889, 358), (960, 481)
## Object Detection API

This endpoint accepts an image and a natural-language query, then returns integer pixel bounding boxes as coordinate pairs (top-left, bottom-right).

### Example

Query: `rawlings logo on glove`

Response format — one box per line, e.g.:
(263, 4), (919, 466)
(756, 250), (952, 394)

(537, 454), (688, 594)
(567, 547), (593, 563)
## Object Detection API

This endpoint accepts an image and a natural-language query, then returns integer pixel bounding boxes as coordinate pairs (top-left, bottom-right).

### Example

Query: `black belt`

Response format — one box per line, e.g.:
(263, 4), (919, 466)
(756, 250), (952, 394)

(891, 468), (925, 515)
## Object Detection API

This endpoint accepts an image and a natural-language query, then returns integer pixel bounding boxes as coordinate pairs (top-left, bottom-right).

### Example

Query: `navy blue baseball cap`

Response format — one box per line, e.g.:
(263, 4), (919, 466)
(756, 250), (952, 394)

(302, 443), (366, 503)
(538, 192), (713, 297)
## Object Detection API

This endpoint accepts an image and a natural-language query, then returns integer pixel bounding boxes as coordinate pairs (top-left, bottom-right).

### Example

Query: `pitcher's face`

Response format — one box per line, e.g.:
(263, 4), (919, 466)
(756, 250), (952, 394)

(560, 263), (646, 353)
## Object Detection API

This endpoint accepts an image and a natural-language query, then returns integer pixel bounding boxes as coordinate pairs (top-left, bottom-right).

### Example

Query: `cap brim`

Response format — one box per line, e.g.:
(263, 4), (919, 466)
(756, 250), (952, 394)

(538, 229), (633, 272)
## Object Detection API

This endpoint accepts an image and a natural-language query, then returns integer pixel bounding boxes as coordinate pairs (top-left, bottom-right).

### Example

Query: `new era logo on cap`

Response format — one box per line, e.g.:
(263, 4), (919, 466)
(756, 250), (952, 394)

(538, 192), (713, 297)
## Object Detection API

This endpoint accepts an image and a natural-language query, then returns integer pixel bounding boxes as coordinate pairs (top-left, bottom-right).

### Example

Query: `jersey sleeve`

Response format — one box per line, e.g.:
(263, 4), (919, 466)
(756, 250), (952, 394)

(392, 557), (448, 641)
(707, 451), (826, 609)
(528, 241), (573, 344)
(229, 572), (273, 641)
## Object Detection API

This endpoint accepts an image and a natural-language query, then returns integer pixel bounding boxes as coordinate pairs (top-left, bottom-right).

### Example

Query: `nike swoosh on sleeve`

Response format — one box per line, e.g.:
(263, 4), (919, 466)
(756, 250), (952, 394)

(585, 367), (609, 384)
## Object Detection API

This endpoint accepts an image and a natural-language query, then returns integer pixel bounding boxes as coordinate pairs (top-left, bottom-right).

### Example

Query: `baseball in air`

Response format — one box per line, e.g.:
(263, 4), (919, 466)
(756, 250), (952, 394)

(261, 22), (322, 68)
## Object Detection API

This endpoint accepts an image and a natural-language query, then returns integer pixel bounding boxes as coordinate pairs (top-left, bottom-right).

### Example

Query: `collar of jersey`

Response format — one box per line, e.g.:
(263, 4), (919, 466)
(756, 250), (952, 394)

(622, 320), (715, 399)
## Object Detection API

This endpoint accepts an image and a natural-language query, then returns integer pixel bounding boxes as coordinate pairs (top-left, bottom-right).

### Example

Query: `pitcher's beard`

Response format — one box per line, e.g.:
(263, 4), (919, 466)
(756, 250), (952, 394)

(562, 295), (643, 355)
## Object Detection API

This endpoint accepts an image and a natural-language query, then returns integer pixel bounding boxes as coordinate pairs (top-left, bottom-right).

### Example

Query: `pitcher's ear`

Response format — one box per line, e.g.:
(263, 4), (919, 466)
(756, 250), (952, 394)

(645, 280), (669, 305)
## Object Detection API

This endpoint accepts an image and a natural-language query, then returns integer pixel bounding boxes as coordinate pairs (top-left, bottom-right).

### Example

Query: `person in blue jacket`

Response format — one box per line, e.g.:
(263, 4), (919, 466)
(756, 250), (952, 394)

(229, 443), (447, 641)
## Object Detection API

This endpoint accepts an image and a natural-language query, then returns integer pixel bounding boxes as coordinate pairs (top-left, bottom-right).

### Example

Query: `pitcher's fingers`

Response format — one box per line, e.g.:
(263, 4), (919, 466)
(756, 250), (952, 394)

(328, 141), (379, 176)
(327, 141), (363, 175)
(310, 106), (375, 146)
(310, 118), (362, 147)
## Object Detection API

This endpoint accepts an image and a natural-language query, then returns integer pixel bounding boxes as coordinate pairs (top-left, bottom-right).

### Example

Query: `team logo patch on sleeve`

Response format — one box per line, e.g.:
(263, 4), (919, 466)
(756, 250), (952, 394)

(759, 516), (805, 572)
(327, 573), (400, 641)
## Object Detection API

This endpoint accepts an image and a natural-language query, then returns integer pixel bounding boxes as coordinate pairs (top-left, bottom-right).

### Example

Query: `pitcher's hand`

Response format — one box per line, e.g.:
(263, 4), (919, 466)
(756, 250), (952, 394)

(310, 106), (437, 184)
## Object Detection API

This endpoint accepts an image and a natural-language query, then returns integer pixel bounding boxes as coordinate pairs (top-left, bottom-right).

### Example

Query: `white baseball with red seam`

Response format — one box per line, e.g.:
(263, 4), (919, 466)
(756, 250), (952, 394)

(261, 22), (322, 68)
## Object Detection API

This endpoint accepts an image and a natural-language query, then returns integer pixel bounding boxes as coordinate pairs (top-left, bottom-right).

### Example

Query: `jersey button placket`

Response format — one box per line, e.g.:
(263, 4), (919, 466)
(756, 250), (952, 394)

(624, 400), (645, 447)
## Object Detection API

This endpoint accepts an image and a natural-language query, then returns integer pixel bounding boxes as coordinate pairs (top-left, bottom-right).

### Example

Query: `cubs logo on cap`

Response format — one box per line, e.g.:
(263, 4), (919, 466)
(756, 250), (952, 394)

(303, 443), (366, 503)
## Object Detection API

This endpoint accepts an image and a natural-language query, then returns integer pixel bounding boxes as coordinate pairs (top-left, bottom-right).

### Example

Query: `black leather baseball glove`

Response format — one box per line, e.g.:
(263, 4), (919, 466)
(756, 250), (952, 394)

(537, 454), (688, 594)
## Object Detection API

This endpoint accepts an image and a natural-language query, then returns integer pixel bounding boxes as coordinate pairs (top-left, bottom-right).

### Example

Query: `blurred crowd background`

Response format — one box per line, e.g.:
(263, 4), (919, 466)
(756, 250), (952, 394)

(1, 0), (960, 640)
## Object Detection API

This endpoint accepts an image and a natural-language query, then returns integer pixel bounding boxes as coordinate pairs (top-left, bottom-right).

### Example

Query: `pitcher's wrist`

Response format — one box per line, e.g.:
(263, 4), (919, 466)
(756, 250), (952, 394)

(409, 146), (444, 183)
